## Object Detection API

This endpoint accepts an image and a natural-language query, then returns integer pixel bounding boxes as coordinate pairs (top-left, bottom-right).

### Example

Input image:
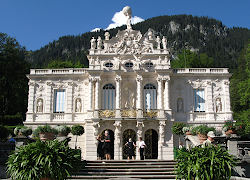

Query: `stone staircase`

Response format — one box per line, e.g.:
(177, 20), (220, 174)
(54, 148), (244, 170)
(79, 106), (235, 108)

(69, 160), (176, 179)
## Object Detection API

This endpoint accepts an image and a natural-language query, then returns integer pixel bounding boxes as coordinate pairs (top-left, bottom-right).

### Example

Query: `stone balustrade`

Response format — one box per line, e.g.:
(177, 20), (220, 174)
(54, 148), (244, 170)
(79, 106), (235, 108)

(174, 68), (229, 74)
(30, 68), (87, 75)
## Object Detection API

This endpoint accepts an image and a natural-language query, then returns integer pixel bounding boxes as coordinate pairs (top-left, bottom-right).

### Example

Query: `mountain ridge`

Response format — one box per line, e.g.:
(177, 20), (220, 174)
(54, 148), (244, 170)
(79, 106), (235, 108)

(26, 14), (250, 70)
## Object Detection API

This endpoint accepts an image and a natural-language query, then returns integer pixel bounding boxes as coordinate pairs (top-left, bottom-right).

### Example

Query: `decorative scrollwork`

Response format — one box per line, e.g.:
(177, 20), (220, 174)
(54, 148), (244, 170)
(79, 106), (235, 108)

(99, 110), (115, 118)
(121, 109), (137, 117)
(143, 110), (158, 118)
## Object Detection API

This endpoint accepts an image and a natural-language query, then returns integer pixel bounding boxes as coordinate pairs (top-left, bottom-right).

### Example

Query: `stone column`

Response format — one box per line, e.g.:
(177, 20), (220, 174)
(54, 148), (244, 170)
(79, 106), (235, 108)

(94, 77), (100, 118)
(136, 75), (143, 118)
(26, 81), (35, 122)
(157, 77), (164, 118)
(88, 77), (94, 117)
(114, 120), (122, 160)
(206, 81), (214, 121)
(164, 77), (172, 120)
(159, 120), (166, 160)
(136, 121), (144, 160)
(115, 75), (121, 118)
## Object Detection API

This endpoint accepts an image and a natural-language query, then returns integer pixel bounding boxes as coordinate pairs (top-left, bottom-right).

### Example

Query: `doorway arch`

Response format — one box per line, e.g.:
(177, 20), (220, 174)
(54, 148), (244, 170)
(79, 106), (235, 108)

(145, 129), (158, 159)
(101, 129), (114, 159)
(122, 129), (136, 159)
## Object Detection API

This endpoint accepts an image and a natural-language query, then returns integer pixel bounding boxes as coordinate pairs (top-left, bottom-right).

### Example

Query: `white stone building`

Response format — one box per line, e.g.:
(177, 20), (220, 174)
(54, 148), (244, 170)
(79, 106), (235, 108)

(24, 7), (232, 160)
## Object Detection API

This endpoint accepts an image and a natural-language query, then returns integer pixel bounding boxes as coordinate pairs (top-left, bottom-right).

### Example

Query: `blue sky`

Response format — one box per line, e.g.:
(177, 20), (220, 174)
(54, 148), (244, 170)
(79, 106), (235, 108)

(1, 0), (249, 51)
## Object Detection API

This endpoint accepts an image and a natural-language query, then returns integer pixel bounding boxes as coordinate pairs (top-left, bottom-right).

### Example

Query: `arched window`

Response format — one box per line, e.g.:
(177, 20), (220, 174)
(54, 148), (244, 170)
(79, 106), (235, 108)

(102, 84), (115, 110)
(143, 84), (157, 110)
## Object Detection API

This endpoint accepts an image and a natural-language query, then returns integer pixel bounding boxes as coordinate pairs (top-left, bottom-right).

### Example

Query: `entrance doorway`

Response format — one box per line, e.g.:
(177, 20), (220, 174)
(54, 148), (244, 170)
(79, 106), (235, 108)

(122, 129), (136, 159)
(145, 129), (158, 159)
(101, 129), (114, 159)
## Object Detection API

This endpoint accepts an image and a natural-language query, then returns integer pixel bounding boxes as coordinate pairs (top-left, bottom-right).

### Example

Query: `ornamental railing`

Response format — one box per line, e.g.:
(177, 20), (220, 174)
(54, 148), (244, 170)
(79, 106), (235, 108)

(99, 110), (115, 118)
(121, 109), (137, 118)
(143, 110), (158, 118)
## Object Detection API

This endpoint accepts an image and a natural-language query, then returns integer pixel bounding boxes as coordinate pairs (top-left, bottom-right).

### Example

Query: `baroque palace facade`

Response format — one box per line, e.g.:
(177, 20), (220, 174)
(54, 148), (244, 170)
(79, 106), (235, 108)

(24, 7), (232, 160)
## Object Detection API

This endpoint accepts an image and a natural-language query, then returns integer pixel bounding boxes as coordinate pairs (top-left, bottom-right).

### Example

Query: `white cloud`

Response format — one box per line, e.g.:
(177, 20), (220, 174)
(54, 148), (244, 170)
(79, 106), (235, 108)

(105, 10), (144, 30)
(91, 28), (102, 32)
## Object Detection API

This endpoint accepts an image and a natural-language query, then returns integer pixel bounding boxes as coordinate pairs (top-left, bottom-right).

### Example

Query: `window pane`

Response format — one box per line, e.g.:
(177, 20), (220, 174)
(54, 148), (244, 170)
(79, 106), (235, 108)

(54, 89), (65, 113)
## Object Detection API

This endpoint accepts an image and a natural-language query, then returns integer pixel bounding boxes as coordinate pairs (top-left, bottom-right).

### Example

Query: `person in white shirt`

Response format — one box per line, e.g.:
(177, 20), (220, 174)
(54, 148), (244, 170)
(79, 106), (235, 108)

(138, 137), (146, 160)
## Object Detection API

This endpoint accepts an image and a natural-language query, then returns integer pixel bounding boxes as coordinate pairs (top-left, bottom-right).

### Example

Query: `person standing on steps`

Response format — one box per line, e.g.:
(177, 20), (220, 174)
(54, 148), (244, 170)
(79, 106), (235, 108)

(96, 135), (103, 160)
(138, 137), (146, 160)
(125, 138), (136, 160)
(103, 130), (111, 160)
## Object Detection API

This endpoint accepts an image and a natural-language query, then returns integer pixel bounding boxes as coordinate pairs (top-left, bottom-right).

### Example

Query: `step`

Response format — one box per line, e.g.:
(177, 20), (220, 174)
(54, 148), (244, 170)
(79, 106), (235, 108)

(76, 171), (175, 175)
(85, 162), (176, 166)
(84, 165), (175, 169)
(78, 168), (175, 172)
(69, 174), (176, 179)
(86, 160), (175, 163)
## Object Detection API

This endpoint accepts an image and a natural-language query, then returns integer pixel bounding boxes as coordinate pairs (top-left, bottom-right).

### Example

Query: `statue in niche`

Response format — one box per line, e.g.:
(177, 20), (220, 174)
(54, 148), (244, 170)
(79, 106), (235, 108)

(124, 87), (135, 109)
(37, 99), (43, 113)
(148, 31), (153, 40)
(177, 98), (184, 112)
(162, 36), (167, 49)
(122, 6), (132, 30)
(215, 98), (222, 112)
(90, 37), (96, 49)
(104, 32), (110, 40)
(75, 98), (82, 112)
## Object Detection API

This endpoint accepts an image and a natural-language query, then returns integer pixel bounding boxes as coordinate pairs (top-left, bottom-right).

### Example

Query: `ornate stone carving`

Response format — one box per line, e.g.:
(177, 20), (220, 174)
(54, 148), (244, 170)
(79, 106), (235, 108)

(177, 98), (184, 112)
(122, 6), (132, 30)
(90, 37), (96, 50)
(123, 87), (135, 109)
(105, 32), (110, 40)
(97, 36), (102, 50)
(224, 80), (230, 85)
(93, 121), (100, 136)
(156, 36), (161, 49)
(162, 36), (167, 49)
(75, 98), (82, 112)
(37, 99), (43, 113)
(215, 97), (222, 112)
(99, 110), (115, 118)
(136, 121), (144, 138)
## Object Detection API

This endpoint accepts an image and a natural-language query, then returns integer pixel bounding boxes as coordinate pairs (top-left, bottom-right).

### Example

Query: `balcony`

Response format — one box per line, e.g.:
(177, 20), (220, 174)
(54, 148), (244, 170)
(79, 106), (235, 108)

(99, 110), (115, 118)
(121, 109), (137, 118)
(143, 110), (158, 118)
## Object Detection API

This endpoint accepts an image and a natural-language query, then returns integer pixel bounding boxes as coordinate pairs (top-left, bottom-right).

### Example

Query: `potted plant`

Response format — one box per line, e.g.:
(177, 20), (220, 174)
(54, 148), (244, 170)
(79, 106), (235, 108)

(223, 120), (236, 135)
(182, 126), (193, 135)
(196, 125), (215, 143)
(33, 125), (57, 141)
(7, 140), (81, 180)
(14, 126), (32, 137)
(55, 125), (71, 141)
(71, 124), (84, 149)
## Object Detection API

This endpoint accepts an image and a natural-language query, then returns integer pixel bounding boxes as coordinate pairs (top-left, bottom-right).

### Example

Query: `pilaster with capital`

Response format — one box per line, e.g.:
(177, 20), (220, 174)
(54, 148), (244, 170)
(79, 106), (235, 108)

(157, 77), (163, 110)
(27, 81), (35, 114)
(115, 75), (121, 118)
(164, 77), (170, 110)
(224, 81), (232, 117)
(66, 82), (74, 113)
(136, 75), (143, 118)
(114, 120), (122, 160)
(136, 121), (144, 160)
(206, 81), (215, 120)
(159, 120), (166, 145)
(88, 77), (94, 113)
(94, 77), (100, 118)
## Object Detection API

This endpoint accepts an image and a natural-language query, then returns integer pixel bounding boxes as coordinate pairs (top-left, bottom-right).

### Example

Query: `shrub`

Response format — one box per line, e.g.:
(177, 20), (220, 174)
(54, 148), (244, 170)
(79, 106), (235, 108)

(14, 126), (32, 137)
(223, 120), (236, 131)
(56, 125), (71, 136)
(33, 125), (57, 137)
(0, 125), (10, 142)
(7, 140), (82, 180)
(182, 126), (193, 134)
(71, 125), (84, 149)
(176, 145), (237, 180)
(172, 122), (185, 136)
(191, 125), (215, 135)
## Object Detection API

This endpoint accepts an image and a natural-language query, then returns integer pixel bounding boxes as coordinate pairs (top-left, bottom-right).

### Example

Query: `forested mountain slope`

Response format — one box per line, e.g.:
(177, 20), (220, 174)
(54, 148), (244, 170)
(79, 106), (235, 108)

(26, 14), (250, 70)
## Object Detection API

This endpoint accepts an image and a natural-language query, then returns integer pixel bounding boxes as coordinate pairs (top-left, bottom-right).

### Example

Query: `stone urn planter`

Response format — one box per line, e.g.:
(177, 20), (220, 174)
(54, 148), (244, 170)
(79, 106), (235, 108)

(198, 133), (207, 144)
(185, 131), (192, 135)
(39, 132), (55, 141)
(225, 129), (236, 135)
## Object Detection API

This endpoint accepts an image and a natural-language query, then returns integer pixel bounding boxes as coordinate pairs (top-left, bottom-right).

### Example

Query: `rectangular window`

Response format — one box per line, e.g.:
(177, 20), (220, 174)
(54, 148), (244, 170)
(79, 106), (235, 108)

(54, 89), (66, 113)
(194, 89), (205, 112)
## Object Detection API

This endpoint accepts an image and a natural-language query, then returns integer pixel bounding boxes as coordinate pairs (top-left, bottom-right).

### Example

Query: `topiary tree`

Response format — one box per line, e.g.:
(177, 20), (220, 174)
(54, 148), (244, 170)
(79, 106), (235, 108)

(71, 125), (84, 149)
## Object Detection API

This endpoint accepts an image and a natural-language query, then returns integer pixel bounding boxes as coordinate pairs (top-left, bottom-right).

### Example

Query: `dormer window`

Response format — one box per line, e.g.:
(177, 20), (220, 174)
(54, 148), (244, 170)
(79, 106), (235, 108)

(145, 62), (154, 68)
(105, 62), (113, 68)
(125, 62), (133, 68)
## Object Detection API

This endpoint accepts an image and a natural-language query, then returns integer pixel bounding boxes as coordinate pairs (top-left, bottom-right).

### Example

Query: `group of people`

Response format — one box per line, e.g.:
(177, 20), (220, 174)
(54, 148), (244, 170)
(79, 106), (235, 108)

(124, 137), (146, 160)
(97, 130), (111, 160)
(96, 131), (147, 160)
